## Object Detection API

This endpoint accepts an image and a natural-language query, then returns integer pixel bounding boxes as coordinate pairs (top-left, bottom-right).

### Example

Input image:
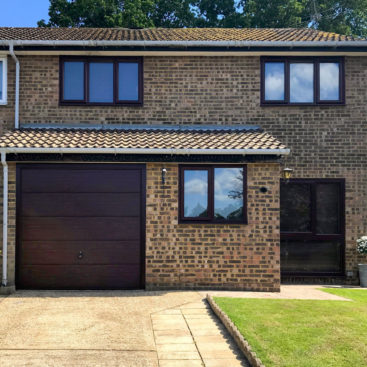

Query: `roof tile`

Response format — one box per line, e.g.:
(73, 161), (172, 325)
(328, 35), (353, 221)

(0, 127), (287, 152)
(0, 27), (362, 42)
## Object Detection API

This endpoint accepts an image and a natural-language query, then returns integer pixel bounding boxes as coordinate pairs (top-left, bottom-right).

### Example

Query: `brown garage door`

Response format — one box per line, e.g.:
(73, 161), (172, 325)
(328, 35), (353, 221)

(16, 164), (145, 290)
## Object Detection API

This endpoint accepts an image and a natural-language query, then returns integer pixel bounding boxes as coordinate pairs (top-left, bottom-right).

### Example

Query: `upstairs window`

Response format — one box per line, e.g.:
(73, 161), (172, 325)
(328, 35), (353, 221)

(60, 57), (143, 105)
(179, 165), (247, 224)
(0, 57), (7, 105)
(261, 57), (344, 105)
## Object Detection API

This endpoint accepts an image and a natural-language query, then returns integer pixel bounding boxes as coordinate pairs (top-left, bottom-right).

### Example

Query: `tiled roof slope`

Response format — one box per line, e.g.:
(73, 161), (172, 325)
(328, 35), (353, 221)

(0, 127), (287, 151)
(0, 27), (361, 42)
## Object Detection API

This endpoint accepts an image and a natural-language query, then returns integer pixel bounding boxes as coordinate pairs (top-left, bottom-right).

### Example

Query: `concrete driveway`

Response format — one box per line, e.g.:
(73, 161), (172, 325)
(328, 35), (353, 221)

(0, 290), (248, 367)
(0, 290), (201, 366)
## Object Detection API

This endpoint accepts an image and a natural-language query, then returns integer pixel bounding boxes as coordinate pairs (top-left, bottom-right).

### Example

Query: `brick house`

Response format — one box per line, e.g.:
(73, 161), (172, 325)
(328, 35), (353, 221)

(0, 27), (365, 293)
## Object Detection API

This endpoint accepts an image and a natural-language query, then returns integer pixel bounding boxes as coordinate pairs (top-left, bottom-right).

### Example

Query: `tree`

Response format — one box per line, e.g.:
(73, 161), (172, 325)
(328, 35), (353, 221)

(38, 0), (367, 37)
(240, 0), (309, 28)
(307, 0), (367, 37)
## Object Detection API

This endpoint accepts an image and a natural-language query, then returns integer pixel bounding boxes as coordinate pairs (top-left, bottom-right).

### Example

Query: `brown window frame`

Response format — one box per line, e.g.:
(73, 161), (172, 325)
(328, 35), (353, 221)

(179, 165), (247, 224)
(59, 56), (143, 106)
(261, 56), (345, 106)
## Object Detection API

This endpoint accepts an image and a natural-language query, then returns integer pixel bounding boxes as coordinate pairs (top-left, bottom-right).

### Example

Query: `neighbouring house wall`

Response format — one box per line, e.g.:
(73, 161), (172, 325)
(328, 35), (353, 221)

(0, 54), (366, 283)
(145, 162), (281, 291)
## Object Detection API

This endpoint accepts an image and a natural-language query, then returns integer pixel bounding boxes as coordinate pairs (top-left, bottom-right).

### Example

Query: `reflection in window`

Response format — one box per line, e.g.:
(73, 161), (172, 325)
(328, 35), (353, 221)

(63, 61), (84, 101)
(89, 62), (114, 103)
(280, 183), (311, 232)
(118, 63), (139, 101)
(264, 62), (285, 101)
(183, 170), (208, 218)
(316, 183), (340, 234)
(290, 63), (314, 103)
(319, 63), (339, 101)
(214, 168), (243, 221)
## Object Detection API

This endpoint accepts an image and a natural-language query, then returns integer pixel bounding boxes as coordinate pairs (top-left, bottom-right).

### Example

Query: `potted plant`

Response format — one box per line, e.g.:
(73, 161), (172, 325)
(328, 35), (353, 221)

(357, 236), (367, 287)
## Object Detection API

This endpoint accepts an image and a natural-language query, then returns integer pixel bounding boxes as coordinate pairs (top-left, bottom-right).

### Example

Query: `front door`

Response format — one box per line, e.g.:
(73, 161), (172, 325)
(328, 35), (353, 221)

(280, 179), (345, 276)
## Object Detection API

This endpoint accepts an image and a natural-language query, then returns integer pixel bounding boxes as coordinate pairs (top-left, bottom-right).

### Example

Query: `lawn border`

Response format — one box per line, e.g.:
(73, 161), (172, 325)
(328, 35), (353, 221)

(207, 294), (266, 367)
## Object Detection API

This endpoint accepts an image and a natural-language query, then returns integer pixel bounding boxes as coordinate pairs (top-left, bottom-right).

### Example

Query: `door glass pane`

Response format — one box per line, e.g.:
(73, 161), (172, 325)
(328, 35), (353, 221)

(264, 62), (285, 101)
(0, 60), (3, 100)
(89, 62), (113, 103)
(183, 170), (208, 218)
(281, 240), (342, 274)
(320, 62), (340, 101)
(316, 183), (340, 234)
(118, 63), (139, 101)
(214, 168), (244, 221)
(63, 61), (84, 100)
(280, 183), (311, 232)
(290, 63), (314, 103)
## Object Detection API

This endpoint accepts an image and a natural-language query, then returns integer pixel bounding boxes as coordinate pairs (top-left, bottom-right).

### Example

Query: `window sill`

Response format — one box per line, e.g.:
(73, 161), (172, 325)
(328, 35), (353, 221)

(178, 220), (248, 225)
(260, 102), (345, 107)
(0, 101), (8, 106)
(59, 102), (143, 107)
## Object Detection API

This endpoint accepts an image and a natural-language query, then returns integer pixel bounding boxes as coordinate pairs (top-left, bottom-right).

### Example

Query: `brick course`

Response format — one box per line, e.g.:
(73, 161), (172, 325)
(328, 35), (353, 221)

(0, 53), (366, 288)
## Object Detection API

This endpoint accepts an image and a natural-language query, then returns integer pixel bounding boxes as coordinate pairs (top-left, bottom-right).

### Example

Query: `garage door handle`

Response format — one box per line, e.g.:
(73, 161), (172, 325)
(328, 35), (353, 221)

(78, 251), (84, 260)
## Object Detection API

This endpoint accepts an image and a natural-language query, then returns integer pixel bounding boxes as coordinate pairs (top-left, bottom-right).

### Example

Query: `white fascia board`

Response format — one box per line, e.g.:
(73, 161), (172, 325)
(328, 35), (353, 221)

(0, 147), (290, 155)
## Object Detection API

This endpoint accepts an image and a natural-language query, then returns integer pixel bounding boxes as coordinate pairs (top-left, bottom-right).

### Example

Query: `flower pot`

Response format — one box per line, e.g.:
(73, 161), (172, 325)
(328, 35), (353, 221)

(358, 264), (367, 287)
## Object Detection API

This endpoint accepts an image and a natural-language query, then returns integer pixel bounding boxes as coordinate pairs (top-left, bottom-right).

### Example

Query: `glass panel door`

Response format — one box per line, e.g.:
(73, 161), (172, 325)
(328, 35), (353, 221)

(280, 179), (345, 276)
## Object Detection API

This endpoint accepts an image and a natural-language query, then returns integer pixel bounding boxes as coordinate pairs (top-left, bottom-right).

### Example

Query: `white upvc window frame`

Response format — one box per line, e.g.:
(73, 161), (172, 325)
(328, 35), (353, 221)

(0, 56), (7, 105)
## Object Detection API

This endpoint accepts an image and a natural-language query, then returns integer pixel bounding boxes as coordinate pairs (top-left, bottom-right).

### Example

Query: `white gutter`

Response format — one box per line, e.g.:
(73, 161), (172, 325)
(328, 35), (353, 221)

(8, 42), (19, 129)
(0, 40), (367, 48)
(1, 152), (8, 287)
(0, 147), (290, 155)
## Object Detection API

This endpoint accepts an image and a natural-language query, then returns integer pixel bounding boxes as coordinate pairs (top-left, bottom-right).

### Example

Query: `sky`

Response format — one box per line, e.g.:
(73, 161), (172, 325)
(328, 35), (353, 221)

(0, 0), (50, 27)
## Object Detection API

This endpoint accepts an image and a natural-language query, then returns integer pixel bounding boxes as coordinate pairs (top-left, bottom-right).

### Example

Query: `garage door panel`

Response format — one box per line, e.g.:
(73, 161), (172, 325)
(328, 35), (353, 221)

(21, 169), (141, 193)
(18, 265), (141, 290)
(21, 217), (141, 241)
(19, 241), (141, 265)
(21, 193), (140, 217)
(17, 164), (144, 290)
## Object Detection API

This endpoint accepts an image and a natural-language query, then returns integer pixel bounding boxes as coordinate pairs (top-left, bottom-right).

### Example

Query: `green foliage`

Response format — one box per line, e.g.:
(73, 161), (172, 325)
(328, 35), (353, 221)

(240, 0), (309, 28)
(214, 289), (367, 367)
(38, 0), (367, 37)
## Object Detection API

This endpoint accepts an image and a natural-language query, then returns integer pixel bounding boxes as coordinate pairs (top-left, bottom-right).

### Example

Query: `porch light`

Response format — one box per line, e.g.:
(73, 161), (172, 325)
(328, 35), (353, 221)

(282, 167), (293, 180)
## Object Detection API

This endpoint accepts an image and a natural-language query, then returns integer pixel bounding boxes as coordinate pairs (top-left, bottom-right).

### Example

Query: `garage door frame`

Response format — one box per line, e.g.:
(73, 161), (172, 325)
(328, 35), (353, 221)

(15, 163), (146, 290)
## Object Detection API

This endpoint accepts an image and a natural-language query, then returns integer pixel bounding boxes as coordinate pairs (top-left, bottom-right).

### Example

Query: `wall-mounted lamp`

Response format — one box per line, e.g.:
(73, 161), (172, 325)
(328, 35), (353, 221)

(282, 167), (293, 181)
(161, 168), (167, 185)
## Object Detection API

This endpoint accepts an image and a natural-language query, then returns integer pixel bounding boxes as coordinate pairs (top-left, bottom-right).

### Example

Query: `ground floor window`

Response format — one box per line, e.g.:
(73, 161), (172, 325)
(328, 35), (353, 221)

(280, 178), (345, 275)
(179, 165), (247, 224)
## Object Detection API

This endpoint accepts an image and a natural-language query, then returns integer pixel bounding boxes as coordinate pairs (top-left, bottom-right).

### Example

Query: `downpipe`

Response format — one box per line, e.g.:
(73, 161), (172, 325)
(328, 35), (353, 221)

(1, 152), (8, 287)
(9, 42), (20, 129)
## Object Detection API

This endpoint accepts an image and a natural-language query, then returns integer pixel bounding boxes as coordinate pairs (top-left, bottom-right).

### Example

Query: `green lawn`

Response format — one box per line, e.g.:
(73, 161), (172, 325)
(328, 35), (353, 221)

(214, 289), (367, 367)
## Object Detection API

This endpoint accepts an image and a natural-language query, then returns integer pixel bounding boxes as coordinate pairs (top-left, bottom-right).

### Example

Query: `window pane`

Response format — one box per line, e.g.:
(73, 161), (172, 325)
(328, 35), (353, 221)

(63, 61), (84, 100)
(0, 60), (3, 100)
(280, 183), (311, 232)
(320, 62), (340, 100)
(214, 168), (244, 221)
(290, 63), (314, 103)
(281, 240), (342, 274)
(89, 62), (113, 103)
(316, 183), (340, 234)
(118, 63), (139, 101)
(183, 170), (208, 218)
(264, 62), (285, 101)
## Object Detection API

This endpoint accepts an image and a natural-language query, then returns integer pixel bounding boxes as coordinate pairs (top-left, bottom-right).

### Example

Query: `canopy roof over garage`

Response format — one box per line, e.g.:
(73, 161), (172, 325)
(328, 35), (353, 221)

(0, 124), (289, 155)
